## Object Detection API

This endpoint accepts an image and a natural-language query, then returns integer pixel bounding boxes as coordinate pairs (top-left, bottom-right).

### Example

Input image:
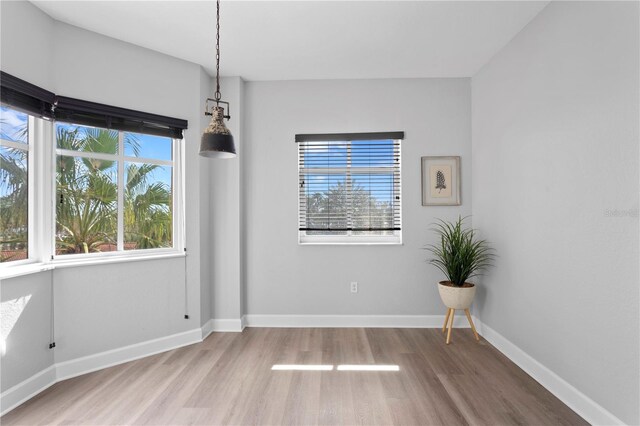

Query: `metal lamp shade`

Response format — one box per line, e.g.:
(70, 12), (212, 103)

(200, 132), (236, 158)
(199, 106), (236, 158)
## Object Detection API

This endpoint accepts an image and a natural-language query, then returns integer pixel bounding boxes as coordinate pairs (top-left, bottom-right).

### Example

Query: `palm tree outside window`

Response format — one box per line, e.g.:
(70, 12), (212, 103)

(0, 106), (29, 263)
(55, 123), (174, 255)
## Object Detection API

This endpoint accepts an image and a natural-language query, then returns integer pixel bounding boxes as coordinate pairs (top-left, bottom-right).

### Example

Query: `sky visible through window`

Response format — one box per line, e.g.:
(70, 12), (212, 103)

(0, 106), (27, 144)
(55, 123), (172, 189)
(124, 132), (172, 161)
(0, 114), (172, 225)
(0, 107), (28, 201)
(303, 139), (396, 203)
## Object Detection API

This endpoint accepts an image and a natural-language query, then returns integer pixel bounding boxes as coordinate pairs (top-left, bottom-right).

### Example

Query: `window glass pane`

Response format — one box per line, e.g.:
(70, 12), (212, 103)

(0, 106), (28, 144)
(303, 174), (347, 235)
(56, 123), (119, 155)
(303, 142), (347, 168)
(351, 139), (395, 167)
(124, 132), (172, 161)
(124, 163), (172, 250)
(351, 173), (395, 235)
(298, 137), (401, 242)
(0, 145), (28, 262)
(56, 155), (117, 255)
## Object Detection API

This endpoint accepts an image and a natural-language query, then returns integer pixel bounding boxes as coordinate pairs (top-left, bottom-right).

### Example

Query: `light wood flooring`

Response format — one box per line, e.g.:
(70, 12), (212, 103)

(2, 328), (587, 425)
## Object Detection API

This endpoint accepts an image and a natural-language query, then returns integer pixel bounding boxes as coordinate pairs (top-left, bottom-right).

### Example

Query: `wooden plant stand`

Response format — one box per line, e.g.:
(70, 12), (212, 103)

(442, 308), (480, 345)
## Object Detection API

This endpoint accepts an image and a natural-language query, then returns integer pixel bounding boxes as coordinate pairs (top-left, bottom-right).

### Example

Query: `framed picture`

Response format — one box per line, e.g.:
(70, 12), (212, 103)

(421, 156), (461, 206)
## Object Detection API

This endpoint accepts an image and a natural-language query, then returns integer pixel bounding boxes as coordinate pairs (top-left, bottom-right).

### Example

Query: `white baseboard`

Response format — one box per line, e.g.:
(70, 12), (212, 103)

(1, 316), (248, 416)
(243, 314), (471, 328)
(241, 315), (247, 330)
(476, 319), (624, 426)
(201, 319), (214, 340)
(1, 327), (202, 417)
(211, 318), (244, 332)
(0, 365), (56, 417)
(56, 328), (203, 381)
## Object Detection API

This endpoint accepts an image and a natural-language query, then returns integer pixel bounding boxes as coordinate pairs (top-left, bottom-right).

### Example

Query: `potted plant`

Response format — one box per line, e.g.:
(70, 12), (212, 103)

(426, 216), (494, 344)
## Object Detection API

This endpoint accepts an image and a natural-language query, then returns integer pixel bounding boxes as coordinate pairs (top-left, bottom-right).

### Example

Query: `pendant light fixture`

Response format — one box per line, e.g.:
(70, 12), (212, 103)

(200, 0), (236, 159)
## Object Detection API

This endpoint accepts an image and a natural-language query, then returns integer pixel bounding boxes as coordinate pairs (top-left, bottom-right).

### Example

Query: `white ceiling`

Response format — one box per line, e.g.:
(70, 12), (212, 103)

(31, 1), (549, 81)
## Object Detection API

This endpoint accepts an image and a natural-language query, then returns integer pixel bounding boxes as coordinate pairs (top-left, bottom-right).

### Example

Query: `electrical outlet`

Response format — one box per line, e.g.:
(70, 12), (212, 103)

(350, 281), (358, 293)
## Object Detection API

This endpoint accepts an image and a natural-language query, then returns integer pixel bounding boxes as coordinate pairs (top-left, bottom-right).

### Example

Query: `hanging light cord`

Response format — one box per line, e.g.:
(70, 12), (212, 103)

(214, 0), (221, 104)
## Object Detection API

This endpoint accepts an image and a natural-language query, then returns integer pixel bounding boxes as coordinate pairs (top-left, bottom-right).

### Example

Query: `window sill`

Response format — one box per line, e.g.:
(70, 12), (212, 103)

(51, 251), (185, 269)
(299, 242), (404, 246)
(299, 235), (403, 245)
(0, 251), (185, 280)
(0, 263), (54, 280)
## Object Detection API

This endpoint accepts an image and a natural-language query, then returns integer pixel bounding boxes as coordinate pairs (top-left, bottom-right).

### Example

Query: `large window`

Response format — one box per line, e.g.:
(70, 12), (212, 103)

(0, 71), (187, 271)
(55, 123), (176, 257)
(297, 132), (403, 244)
(0, 106), (31, 263)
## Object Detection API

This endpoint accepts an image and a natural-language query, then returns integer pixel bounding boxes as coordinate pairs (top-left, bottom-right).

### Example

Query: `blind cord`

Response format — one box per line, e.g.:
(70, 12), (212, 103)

(184, 248), (189, 319)
(326, 147), (330, 230)
(49, 270), (55, 349)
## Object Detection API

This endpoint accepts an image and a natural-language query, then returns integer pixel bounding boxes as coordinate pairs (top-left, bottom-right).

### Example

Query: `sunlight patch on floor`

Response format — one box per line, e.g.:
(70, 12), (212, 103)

(271, 364), (400, 372)
(272, 364), (334, 371)
(337, 364), (400, 371)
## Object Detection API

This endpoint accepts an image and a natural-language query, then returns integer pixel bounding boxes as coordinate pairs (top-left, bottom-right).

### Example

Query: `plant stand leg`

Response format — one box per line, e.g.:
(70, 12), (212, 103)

(443, 308), (452, 333)
(465, 309), (480, 341)
(446, 309), (455, 345)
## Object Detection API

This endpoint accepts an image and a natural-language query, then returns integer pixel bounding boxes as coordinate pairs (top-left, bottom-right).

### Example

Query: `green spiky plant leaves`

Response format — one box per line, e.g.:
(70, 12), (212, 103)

(54, 126), (172, 254)
(426, 216), (494, 286)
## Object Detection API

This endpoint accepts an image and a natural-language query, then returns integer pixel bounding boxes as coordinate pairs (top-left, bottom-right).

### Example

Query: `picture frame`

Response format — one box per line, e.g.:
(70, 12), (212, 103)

(421, 156), (461, 206)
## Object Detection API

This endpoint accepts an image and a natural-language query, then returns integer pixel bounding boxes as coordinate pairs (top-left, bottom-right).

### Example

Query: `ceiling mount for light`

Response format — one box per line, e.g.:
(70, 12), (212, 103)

(200, 0), (236, 159)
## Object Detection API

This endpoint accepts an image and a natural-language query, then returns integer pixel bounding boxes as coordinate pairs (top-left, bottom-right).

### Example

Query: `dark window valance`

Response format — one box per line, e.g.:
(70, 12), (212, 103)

(55, 96), (188, 139)
(1, 71), (188, 139)
(295, 131), (404, 143)
(0, 71), (55, 119)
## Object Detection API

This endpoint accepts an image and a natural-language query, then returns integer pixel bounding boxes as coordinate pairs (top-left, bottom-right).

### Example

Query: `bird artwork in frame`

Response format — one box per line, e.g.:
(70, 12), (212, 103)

(421, 156), (461, 206)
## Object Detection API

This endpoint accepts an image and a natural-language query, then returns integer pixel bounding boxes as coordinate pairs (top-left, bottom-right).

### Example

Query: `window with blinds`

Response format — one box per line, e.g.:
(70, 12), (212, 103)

(297, 132), (403, 244)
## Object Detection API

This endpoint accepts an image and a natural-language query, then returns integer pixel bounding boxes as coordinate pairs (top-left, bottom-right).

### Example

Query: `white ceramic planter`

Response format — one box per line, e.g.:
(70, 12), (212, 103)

(438, 281), (476, 310)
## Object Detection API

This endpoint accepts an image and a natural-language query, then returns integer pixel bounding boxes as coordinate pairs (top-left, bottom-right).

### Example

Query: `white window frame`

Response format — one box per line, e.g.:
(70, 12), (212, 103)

(0, 115), (36, 266)
(0, 114), (185, 277)
(298, 139), (402, 245)
(50, 123), (185, 264)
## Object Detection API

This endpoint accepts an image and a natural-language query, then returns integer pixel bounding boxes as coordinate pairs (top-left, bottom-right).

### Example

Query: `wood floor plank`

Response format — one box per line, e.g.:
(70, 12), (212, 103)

(1, 328), (588, 426)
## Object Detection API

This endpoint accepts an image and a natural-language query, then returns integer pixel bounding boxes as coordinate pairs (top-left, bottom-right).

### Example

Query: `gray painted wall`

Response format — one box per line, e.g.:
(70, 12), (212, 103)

(0, 1), (53, 89)
(52, 259), (188, 362)
(199, 67), (213, 327)
(471, 2), (639, 424)
(243, 78), (471, 316)
(209, 76), (244, 321)
(1, 272), (53, 391)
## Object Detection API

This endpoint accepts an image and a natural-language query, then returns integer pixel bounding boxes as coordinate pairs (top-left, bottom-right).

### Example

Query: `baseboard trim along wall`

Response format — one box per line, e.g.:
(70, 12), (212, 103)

(0, 328), (202, 416)
(209, 318), (244, 332)
(55, 328), (203, 381)
(0, 366), (57, 418)
(474, 319), (624, 426)
(201, 319), (214, 340)
(2, 315), (624, 425)
(242, 314), (471, 328)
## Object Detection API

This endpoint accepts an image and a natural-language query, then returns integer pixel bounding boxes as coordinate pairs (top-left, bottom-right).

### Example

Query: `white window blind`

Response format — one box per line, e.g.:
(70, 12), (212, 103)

(297, 132), (403, 244)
